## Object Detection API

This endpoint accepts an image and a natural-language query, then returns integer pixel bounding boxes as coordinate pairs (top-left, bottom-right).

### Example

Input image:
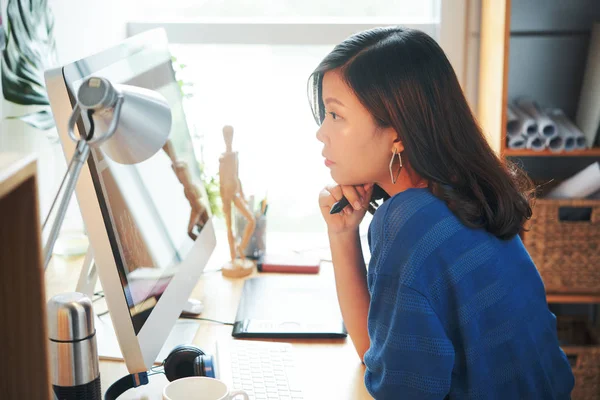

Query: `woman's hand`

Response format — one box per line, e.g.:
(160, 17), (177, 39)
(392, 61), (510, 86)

(319, 183), (374, 235)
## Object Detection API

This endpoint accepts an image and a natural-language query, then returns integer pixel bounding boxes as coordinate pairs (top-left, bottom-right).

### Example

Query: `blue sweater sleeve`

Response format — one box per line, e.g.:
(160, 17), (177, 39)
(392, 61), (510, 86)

(364, 276), (455, 400)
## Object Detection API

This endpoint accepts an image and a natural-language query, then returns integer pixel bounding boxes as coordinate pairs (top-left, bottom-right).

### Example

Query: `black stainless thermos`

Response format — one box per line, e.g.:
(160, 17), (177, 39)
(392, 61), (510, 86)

(47, 292), (101, 400)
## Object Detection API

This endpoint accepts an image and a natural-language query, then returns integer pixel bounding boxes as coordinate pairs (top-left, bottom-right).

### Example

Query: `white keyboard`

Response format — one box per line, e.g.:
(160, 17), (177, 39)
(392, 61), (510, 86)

(215, 340), (304, 400)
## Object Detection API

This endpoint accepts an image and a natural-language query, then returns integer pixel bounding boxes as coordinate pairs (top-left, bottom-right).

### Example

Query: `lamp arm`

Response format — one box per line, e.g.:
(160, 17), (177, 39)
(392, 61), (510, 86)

(88, 95), (124, 146)
(67, 104), (82, 142)
(43, 139), (91, 269)
(67, 95), (124, 147)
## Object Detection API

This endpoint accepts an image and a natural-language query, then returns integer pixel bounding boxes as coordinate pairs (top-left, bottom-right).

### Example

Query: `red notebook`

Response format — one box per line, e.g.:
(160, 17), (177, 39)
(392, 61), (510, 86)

(257, 253), (320, 274)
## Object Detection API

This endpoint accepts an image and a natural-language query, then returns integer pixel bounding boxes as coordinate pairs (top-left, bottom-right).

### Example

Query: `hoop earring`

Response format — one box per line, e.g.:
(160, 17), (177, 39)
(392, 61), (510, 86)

(389, 148), (402, 184)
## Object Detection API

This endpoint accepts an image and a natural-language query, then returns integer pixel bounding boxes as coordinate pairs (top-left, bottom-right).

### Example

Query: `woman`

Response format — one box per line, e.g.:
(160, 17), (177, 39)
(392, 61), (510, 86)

(310, 27), (574, 399)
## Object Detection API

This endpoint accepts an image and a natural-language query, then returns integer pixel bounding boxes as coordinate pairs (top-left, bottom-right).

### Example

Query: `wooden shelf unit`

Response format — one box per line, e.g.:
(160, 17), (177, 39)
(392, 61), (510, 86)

(478, 0), (600, 305)
(504, 148), (600, 157)
(546, 294), (600, 305)
(0, 153), (52, 399)
(478, 0), (600, 158)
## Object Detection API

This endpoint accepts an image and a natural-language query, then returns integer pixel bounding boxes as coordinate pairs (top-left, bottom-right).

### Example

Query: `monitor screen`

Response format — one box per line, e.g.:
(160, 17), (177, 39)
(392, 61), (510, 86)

(63, 40), (210, 334)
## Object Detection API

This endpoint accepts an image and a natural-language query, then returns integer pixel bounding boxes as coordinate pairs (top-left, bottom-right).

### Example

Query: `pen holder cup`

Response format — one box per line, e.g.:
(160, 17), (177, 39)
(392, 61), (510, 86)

(235, 213), (267, 260)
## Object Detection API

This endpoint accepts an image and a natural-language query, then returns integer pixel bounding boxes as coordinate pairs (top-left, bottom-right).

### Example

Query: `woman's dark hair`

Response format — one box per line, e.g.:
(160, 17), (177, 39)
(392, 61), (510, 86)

(308, 26), (533, 240)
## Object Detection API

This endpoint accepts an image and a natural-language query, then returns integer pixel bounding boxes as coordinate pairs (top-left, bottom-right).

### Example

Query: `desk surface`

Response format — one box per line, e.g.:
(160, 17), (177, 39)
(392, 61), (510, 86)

(46, 246), (373, 400)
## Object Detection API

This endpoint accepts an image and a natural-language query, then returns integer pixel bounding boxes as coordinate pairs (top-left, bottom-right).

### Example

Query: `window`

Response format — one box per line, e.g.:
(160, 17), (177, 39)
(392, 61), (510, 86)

(132, 0), (440, 20)
(128, 1), (440, 236)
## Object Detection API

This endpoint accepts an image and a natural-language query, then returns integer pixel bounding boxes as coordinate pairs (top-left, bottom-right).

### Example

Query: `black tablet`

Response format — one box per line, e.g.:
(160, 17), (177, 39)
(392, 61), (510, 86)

(232, 276), (347, 339)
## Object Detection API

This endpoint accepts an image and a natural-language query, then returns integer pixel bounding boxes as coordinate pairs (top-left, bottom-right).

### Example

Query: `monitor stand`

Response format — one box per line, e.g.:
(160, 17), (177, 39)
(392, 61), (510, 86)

(95, 312), (200, 365)
(76, 248), (98, 300)
(81, 250), (203, 364)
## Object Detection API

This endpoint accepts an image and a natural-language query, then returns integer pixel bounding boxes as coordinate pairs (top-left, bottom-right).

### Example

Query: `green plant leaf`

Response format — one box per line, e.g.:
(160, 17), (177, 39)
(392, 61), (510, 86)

(198, 162), (222, 218)
(206, 175), (223, 217)
(6, 108), (54, 130)
(1, 0), (57, 107)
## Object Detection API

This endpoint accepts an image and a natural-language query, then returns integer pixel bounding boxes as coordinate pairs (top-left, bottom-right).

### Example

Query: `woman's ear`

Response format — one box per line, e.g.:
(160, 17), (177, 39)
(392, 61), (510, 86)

(391, 133), (404, 153)
(393, 140), (404, 153)
(383, 126), (403, 152)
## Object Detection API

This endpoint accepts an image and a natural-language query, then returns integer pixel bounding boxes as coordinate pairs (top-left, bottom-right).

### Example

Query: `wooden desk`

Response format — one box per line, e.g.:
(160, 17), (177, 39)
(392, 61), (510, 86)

(46, 251), (373, 400)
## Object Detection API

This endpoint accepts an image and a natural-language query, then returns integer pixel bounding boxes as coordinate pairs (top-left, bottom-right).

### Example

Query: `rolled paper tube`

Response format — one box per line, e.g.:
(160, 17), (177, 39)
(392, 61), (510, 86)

(576, 135), (588, 149)
(515, 97), (558, 140)
(547, 108), (588, 150)
(509, 103), (538, 137)
(506, 105), (523, 138)
(507, 134), (527, 149)
(545, 108), (572, 152)
(547, 135), (565, 153)
(526, 134), (546, 151)
(575, 22), (600, 147)
(547, 162), (600, 199)
(563, 135), (577, 152)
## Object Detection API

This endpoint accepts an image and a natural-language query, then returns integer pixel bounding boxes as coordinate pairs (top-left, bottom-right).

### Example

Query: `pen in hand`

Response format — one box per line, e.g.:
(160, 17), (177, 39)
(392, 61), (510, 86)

(330, 184), (386, 215)
(329, 197), (350, 214)
(330, 196), (378, 215)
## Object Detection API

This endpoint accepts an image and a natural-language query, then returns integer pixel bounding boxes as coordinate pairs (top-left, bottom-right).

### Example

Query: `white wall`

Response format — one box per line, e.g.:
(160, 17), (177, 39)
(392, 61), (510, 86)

(439, 0), (481, 114)
(465, 0), (482, 113)
(51, 0), (131, 65)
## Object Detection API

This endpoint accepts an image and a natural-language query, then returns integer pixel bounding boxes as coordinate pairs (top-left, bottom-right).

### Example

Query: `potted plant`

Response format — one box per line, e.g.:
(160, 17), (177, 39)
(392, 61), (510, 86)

(2, 0), (57, 130)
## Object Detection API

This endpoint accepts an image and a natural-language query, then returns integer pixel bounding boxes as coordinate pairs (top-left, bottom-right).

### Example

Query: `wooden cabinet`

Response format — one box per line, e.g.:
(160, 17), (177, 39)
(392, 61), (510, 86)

(478, 0), (600, 304)
(477, 0), (600, 154)
(0, 153), (52, 400)
(478, 0), (600, 158)
(478, 5), (600, 396)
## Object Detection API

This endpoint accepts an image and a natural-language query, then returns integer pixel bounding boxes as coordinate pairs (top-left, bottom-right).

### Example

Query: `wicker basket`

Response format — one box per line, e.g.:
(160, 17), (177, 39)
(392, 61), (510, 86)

(556, 316), (600, 400)
(523, 198), (600, 294)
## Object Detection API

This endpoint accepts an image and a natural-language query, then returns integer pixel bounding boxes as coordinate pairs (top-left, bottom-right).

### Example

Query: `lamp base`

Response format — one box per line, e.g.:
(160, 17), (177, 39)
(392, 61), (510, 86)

(222, 258), (254, 278)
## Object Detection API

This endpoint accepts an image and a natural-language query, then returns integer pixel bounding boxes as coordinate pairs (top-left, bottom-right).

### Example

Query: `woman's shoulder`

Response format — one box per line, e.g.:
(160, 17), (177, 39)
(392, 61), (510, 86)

(369, 189), (458, 264)
(371, 188), (454, 239)
(368, 188), (493, 278)
(381, 187), (450, 214)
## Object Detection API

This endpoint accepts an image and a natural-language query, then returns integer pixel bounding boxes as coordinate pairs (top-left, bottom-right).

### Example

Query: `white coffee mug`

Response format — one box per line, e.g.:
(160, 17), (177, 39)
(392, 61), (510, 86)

(163, 377), (249, 400)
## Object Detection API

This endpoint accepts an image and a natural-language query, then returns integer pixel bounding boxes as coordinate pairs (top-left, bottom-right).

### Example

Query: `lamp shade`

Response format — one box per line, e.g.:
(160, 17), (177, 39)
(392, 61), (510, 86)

(44, 77), (173, 269)
(75, 77), (172, 164)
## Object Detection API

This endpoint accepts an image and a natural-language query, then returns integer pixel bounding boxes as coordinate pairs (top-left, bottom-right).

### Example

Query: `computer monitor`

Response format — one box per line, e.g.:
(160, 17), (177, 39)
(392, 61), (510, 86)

(45, 28), (217, 374)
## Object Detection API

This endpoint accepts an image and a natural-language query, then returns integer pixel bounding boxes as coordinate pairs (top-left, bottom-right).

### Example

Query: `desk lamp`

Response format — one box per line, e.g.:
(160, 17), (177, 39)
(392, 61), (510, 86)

(43, 76), (172, 268)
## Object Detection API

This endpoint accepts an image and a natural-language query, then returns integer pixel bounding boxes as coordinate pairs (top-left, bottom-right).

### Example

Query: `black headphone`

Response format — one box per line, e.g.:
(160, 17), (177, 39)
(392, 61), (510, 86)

(163, 344), (215, 381)
(104, 344), (215, 400)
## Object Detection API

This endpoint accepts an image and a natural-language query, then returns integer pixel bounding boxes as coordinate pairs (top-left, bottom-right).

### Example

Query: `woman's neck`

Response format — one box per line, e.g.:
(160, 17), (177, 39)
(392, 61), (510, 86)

(376, 171), (428, 198)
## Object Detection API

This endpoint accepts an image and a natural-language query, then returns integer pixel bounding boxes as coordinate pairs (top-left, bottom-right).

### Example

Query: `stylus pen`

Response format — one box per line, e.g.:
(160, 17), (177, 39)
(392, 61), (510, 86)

(330, 197), (350, 214)
(330, 196), (377, 215)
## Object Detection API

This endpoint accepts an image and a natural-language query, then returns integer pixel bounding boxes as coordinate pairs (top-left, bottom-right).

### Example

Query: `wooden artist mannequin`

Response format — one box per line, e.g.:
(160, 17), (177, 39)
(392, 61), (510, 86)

(163, 140), (210, 240)
(219, 125), (256, 278)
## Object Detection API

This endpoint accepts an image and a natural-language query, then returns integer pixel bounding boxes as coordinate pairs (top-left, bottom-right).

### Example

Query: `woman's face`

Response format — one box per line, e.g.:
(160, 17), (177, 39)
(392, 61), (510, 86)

(316, 70), (398, 186)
